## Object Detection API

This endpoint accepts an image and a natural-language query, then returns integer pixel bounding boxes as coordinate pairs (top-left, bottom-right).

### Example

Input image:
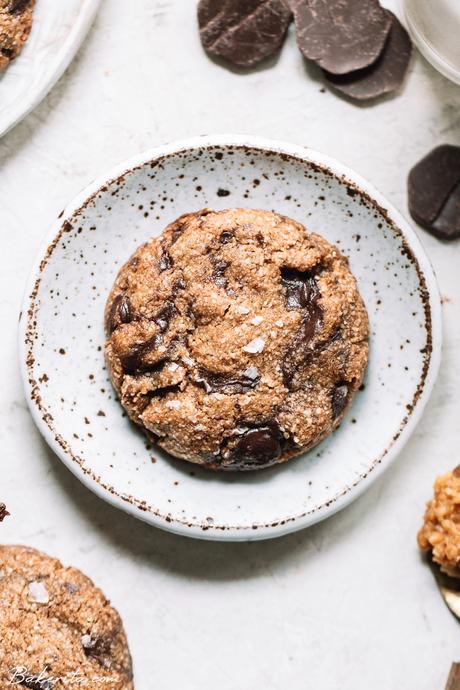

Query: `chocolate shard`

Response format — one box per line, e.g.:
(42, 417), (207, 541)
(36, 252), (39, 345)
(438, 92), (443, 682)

(198, 0), (293, 68)
(292, 0), (392, 75)
(331, 382), (350, 419)
(324, 11), (412, 101)
(408, 144), (460, 240)
(0, 503), (9, 522)
(232, 420), (283, 466)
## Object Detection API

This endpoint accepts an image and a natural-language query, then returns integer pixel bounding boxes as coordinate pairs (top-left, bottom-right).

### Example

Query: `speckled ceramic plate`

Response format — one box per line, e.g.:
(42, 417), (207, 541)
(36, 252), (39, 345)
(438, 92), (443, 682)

(0, 0), (101, 137)
(19, 135), (442, 541)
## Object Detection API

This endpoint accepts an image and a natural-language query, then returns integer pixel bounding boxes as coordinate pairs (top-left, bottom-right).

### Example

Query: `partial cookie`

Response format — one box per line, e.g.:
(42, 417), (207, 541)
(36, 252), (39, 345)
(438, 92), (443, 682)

(324, 11), (412, 101)
(408, 144), (460, 240)
(105, 208), (369, 471)
(0, 0), (35, 71)
(418, 468), (460, 578)
(292, 0), (392, 75)
(0, 545), (133, 689)
(198, 0), (292, 68)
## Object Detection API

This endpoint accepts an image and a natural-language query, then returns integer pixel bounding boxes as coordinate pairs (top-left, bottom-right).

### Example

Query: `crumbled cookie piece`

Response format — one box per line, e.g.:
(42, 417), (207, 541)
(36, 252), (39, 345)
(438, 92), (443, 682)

(418, 468), (460, 577)
(105, 208), (369, 471)
(0, 0), (35, 71)
(0, 545), (133, 689)
(0, 503), (9, 522)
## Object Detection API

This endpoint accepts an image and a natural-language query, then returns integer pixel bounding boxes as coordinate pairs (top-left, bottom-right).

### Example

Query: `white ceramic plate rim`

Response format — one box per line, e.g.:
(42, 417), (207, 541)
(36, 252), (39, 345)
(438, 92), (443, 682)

(0, 0), (101, 138)
(19, 134), (442, 541)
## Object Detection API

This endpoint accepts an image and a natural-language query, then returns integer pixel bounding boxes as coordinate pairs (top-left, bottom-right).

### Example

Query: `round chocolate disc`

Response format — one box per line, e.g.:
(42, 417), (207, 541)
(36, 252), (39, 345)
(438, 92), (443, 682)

(408, 145), (460, 241)
(292, 0), (392, 75)
(323, 12), (412, 101)
(198, 0), (293, 68)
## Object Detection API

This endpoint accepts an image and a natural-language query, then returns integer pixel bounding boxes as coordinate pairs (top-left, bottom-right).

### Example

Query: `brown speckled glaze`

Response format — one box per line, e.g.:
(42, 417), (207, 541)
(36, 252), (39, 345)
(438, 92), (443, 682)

(20, 137), (441, 540)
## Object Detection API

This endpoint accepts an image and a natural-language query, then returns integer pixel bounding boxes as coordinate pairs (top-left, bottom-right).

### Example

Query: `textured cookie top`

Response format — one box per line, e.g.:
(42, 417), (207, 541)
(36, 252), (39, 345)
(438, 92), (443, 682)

(0, 0), (35, 71)
(418, 468), (460, 578)
(0, 545), (133, 689)
(105, 208), (369, 470)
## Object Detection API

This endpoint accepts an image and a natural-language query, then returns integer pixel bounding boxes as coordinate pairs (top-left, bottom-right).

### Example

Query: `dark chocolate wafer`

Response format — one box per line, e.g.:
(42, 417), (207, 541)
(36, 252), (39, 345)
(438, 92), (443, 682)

(324, 11), (412, 100)
(198, 0), (292, 68)
(292, 0), (392, 74)
(408, 145), (460, 240)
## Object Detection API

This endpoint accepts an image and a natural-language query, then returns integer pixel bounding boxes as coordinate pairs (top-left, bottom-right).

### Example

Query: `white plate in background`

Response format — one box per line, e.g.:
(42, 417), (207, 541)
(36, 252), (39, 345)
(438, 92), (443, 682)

(0, 0), (101, 137)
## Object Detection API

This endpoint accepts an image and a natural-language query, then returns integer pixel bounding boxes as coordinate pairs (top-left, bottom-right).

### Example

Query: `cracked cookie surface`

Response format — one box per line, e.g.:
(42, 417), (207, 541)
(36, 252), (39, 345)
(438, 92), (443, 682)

(0, 0), (35, 71)
(105, 208), (369, 471)
(0, 545), (133, 689)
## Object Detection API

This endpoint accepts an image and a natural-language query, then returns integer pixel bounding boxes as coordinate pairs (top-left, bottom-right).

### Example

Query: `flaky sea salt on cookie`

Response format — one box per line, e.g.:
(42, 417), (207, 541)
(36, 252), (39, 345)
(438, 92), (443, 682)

(105, 208), (369, 471)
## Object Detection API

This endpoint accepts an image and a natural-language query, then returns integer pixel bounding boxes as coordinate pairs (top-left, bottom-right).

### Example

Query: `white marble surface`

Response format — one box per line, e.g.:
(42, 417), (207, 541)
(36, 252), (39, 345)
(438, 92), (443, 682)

(1, 1), (460, 688)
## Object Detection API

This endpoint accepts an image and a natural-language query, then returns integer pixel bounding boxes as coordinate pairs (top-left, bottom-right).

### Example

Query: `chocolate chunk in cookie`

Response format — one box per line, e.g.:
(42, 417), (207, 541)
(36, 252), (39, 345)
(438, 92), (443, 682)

(231, 420), (283, 468)
(8, 0), (33, 13)
(106, 294), (133, 334)
(0, 545), (133, 689)
(292, 0), (392, 74)
(324, 12), (412, 101)
(196, 365), (260, 394)
(408, 144), (460, 240)
(331, 382), (350, 419)
(281, 266), (321, 310)
(198, 0), (292, 68)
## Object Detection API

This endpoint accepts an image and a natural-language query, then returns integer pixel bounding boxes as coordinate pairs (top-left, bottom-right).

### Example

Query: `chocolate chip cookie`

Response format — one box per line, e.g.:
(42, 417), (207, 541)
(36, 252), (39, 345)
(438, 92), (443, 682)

(0, 0), (35, 71)
(105, 208), (369, 471)
(418, 468), (460, 577)
(0, 545), (133, 689)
